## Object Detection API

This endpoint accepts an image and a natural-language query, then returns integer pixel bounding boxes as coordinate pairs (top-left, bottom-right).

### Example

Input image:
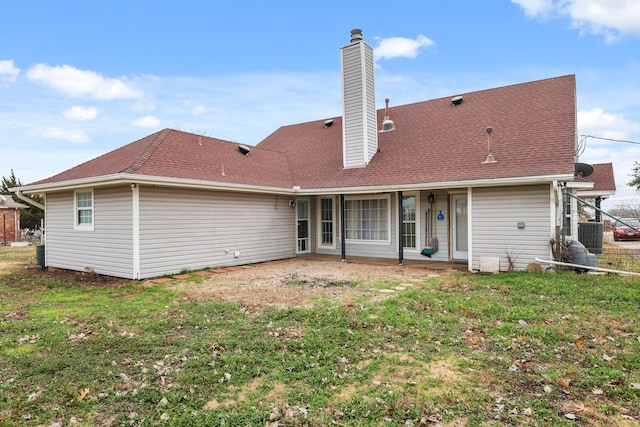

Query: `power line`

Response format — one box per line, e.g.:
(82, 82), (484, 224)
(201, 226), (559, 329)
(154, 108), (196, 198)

(581, 135), (640, 145)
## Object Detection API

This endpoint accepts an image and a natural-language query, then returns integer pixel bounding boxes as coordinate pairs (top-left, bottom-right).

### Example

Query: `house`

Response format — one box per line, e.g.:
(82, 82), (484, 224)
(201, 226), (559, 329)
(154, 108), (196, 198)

(0, 195), (28, 245)
(12, 29), (581, 279)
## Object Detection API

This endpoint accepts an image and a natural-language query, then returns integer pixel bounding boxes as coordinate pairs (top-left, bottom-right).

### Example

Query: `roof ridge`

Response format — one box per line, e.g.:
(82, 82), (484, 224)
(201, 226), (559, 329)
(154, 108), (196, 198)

(121, 129), (171, 174)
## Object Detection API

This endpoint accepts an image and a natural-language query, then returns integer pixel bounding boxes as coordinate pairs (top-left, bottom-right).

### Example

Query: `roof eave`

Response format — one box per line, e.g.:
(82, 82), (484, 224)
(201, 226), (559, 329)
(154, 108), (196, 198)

(294, 174), (576, 195)
(11, 173), (297, 196)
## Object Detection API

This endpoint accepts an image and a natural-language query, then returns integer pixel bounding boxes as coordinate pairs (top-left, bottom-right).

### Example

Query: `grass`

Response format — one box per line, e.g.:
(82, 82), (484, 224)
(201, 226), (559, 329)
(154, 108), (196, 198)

(1, 247), (639, 426)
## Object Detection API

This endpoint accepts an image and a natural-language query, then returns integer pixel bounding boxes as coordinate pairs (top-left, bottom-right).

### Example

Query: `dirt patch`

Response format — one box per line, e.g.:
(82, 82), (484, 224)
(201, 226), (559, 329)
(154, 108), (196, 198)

(171, 258), (452, 312)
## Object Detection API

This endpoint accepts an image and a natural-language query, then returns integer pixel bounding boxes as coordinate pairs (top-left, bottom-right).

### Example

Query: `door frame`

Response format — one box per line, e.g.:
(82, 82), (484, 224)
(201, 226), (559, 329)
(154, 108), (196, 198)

(296, 199), (310, 254)
(450, 193), (469, 260)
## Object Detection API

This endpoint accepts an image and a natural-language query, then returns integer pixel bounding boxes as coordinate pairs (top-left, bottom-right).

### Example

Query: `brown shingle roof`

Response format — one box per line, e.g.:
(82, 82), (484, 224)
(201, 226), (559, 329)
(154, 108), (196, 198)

(258, 75), (577, 189)
(27, 75), (576, 192)
(577, 162), (616, 192)
(29, 129), (294, 189)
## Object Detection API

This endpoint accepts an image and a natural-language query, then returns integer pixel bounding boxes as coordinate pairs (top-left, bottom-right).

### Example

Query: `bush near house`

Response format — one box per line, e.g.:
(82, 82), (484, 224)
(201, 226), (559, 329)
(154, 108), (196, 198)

(0, 246), (638, 426)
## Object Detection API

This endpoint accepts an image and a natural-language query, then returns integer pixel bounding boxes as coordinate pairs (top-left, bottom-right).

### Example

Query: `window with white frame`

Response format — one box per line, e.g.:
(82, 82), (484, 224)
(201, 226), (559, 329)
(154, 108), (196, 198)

(74, 189), (94, 230)
(345, 196), (389, 241)
(402, 194), (417, 249)
(319, 197), (334, 247)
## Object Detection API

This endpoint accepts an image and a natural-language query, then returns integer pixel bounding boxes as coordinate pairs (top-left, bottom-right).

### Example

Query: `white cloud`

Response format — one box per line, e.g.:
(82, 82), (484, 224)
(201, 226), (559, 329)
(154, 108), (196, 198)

(0, 59), (20, 83)
(132, 115), (160, 128)
(63, 106), (98, 121)
(567, 0), (640, 41)
(27, 64), (143, 99)
(191, 104), (206, 115)
(374, 35), (434, 60)
(512, 0), (640, 41)
(41, 127), (90, 143)
(578, 108), (640, 140)
(511, 0), (556, 18)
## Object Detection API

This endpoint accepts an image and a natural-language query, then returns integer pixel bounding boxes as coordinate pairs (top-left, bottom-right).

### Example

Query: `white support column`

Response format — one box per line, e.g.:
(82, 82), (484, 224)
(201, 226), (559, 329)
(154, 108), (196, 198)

(132, 184), (140, 279)
(467, 187), (473, 272)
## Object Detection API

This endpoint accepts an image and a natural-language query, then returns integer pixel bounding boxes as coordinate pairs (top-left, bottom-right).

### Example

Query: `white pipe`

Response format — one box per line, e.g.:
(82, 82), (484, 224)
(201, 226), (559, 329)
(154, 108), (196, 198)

(13, 191), (45, 210)
(534, 257), (640, 276)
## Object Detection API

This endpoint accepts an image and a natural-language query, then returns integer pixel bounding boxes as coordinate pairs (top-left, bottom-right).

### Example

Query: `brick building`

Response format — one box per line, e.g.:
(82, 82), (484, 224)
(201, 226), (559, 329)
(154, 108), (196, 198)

(0, 195), (27, 245)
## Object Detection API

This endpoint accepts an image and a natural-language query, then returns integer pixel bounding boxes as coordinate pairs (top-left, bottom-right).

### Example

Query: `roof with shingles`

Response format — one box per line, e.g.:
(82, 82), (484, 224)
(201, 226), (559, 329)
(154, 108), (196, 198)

(29, 130), (294, 189)
(258, 75), (577, 189)
(576, 162), (616, 192)
(26, 75), (577, 192)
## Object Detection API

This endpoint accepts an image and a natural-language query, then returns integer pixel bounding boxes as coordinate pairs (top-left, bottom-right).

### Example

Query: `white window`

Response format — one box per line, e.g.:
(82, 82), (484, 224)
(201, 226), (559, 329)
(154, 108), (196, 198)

(345, 195), (390, 242)
(318, 197), (335, 248)
(402, 194), (418, 249)
(74, 189), (94, 230)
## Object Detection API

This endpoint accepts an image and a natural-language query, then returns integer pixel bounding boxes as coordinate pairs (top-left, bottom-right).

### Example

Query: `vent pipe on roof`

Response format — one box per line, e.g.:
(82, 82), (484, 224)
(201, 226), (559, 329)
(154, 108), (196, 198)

(483, 126), (497, 163)
(379, 98), (395, 132)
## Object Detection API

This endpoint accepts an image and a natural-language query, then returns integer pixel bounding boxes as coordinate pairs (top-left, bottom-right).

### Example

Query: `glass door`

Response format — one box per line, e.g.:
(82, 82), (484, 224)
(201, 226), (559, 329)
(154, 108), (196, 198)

(296, 200), (310, 253)
(451, 194), (468, 260)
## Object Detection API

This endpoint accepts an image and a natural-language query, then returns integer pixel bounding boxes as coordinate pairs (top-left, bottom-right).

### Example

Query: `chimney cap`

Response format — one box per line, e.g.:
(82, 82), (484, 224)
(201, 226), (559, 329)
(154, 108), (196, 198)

(350, 28), (363, 43)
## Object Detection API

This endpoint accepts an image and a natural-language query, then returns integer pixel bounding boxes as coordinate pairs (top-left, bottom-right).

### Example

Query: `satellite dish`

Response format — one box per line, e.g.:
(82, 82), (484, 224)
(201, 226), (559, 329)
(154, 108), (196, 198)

(238, 144), (250, 155)
(574, 162), (594, 178)
(324, 119), (334, 128)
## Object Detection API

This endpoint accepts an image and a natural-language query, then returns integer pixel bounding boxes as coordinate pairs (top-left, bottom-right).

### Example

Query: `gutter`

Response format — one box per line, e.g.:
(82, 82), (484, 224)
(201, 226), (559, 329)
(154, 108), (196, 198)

(11, 172), (576, 198)
(12, 190), (45, 211)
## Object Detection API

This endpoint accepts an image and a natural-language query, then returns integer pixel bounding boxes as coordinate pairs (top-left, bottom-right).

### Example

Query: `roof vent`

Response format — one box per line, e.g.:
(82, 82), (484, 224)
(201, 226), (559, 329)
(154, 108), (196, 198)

(324, 119), (334, 128)
(379, 98), (395, 132)
(238, 144), (250, 155)
(482, 126), (497, 163)
(451, 95), (463, 106)
(350, 28), (363, 43)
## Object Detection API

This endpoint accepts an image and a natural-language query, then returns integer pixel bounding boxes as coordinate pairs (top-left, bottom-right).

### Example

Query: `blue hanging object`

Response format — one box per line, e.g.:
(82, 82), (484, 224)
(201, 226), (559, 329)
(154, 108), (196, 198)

(437, 210), (444, 221)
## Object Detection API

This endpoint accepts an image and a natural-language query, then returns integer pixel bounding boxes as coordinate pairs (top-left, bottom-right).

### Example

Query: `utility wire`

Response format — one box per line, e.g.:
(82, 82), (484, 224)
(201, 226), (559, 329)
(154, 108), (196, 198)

(580, 135), (640, 145)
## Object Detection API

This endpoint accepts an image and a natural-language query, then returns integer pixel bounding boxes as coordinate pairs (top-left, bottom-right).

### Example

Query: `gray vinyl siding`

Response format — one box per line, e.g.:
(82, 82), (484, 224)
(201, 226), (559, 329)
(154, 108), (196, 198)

(44, 187), (133, 278)
(341, 41), (377, 168)
(471, 185), (552, 271)
(138, 187), (295, 279)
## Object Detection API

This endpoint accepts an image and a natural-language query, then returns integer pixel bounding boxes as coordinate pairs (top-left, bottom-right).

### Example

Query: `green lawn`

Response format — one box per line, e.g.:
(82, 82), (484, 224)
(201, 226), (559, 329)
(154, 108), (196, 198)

(1, 247), (638, 426)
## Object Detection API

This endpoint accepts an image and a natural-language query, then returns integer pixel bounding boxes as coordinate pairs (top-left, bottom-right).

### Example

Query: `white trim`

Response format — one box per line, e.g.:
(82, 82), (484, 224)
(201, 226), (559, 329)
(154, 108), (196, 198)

(399, 192), (421, 253)
(73, 189), (94, 231)
(467, 188), (473, 271)
(316, 196), (336, 250)
(296, 199), (311, 254)
(132, 184), (140, 279)
(13, 173), (576, 197)
(344, 194), (391, 244)
(450, 193), (469, 262)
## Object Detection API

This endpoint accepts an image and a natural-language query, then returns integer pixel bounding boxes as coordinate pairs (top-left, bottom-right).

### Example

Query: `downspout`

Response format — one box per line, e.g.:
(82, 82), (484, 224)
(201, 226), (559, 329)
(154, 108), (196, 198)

(340, 194), (346, 261)
(14, 190), (45, 211)
(398, 191), (404, 266)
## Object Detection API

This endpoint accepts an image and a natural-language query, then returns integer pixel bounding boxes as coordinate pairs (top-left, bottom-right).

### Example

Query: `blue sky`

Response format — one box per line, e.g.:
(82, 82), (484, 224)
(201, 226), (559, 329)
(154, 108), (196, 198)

(1, 0), (639, 206)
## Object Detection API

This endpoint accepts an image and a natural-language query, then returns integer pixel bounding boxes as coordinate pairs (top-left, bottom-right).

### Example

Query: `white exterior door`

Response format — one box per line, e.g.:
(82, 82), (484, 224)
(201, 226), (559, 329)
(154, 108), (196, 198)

(296, 200), (310, 253)
(451, 194), (468, 260)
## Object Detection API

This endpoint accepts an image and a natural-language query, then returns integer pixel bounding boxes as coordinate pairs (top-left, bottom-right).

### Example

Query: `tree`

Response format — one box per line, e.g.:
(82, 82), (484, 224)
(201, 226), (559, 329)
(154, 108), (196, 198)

(1, 169), (44, 229)
(630, 161), (640, 190)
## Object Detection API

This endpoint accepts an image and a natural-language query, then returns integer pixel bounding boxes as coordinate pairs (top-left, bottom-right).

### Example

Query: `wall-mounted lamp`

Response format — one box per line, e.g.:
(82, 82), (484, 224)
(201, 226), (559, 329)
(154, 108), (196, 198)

(437, 210), (445, 221)
(289, 200), (296, 208)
